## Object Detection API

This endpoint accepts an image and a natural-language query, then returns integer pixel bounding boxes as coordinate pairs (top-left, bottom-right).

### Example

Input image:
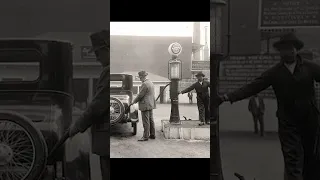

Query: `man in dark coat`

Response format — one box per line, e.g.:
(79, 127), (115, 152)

(217, 33), (320, 180)
(188, 92), (193, 104)
(68, 30), (110, 180)
(248, 94), (265, 136)
(130, 71), (156, 141)
(179, 72), (210, 125)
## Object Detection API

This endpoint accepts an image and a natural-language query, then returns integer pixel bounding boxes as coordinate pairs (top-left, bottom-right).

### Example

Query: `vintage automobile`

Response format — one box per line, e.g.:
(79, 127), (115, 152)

(110, 73), (139, 135)
(0, 39), (90, 180)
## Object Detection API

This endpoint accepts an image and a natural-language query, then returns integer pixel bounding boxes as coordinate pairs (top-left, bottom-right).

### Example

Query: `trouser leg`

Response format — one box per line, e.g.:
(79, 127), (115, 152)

(141, 110), (150, 138)
(100, 156), (110, 180)
(252, 114), (258, 134)
(279, 128), (304, 180)
(301, 128), (320, 180)
(258, 114), (264, 136)
(149, 110), (155, 136)
(197, 98), (205, 122)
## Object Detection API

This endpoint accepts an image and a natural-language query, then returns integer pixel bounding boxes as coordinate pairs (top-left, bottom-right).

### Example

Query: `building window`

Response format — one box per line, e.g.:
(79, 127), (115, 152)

(132, 86), (138, 94)
(73, 78), (89, 110)
(260, 37), (280, 54)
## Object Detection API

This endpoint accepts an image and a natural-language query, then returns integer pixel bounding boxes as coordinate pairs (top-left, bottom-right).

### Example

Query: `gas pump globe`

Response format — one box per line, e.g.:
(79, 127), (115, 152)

(168, 42), (182, 124)
(168, 57), (182, 80)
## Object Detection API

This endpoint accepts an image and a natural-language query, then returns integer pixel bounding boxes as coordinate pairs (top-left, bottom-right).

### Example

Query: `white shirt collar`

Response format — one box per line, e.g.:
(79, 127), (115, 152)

(284, 61), (297, 74)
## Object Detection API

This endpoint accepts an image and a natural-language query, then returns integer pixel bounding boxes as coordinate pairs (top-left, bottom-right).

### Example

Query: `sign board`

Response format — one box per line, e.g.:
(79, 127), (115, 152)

(191, 61), (210, 71)
(219, 54), (281, 98)
(258, 0), (320, 29)
(81, 46), (96, 59)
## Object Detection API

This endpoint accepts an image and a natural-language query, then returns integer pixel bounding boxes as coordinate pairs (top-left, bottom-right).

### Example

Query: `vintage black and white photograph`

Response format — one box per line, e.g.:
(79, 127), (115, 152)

(0, 1), (109, 180)
(211, 0), (320, 180)
(110, 22), (210, 158)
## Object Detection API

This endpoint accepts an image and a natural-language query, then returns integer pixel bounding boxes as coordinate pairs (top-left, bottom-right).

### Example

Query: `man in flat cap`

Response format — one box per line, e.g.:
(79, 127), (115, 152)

(179, 72), (210, 126)
(216, 33), (320, 180)
(68, 29), (110, 179)
(130, 71), (156, 141)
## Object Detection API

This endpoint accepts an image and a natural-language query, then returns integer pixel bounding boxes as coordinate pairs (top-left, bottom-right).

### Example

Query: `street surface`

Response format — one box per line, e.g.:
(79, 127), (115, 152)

(110, 103), (210, 158)
(219, 99), (284, 180)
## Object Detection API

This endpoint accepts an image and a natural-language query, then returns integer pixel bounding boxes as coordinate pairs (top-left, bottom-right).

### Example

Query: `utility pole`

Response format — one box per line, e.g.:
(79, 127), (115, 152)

(210, 0), (227, 180)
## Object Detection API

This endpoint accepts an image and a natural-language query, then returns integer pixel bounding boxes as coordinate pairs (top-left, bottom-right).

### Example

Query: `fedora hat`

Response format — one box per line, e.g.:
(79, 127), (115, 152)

(89, 29), (109, 53)
(138, 71), (148, 77)
(195, 72), (205, 77)
(273, 33), (304, 51)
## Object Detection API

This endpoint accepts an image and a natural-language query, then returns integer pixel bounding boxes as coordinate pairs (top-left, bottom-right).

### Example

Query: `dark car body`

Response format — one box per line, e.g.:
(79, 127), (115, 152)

(110, 73), (139, 135)
(0, 39), (90, 180)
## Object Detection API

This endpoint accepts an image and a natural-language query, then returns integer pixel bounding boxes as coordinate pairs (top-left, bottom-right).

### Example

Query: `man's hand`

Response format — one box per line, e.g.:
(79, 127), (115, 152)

(215, 94), (229, 107)
(68, 123), (81, 138)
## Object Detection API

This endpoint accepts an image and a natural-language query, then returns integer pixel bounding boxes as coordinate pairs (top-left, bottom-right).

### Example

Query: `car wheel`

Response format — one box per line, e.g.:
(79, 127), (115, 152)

(110, 97), (125, 126)
(0, 110), (48, 180)
(132, 122), (137, 136)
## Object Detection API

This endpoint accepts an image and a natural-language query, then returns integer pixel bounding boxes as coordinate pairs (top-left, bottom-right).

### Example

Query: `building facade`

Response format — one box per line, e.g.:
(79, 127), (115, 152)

(0, 33), (194, 109)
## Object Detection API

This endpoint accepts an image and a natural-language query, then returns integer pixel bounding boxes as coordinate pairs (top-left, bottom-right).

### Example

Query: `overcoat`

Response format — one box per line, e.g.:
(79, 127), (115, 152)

(182, 80), (210, 122)
(227, 56), (320, 180)
(75, 66), (110, 156)
(133, 79), (156, 111)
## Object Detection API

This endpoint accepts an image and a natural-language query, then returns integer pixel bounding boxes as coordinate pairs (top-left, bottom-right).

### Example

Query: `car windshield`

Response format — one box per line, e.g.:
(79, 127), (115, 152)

(0, 49), (41, 82)
(110, 81), (123, 88)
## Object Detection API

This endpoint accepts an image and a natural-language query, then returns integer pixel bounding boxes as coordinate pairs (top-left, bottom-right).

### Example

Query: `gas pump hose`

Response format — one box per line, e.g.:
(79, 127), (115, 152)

(155, 83), (171, 102)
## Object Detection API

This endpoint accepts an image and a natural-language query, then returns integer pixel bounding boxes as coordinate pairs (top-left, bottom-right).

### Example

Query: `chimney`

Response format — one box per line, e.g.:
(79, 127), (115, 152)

(193, 22), (201, 44)
(192, 22), (201, 61)
(203, 26), (209, 61)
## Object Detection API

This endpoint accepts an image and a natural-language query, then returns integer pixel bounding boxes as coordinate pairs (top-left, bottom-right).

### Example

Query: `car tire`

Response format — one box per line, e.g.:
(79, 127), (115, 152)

(132, 122), (137, 136)
(110, 97), (125, 126)
(0, 110), (48, 180)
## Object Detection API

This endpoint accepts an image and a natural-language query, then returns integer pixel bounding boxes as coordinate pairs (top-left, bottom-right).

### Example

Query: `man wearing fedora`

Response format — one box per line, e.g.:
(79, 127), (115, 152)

(248, 94), (265, 136)
(179, 72), (210, 126)
(216, 33), (320, 180)
(130, 71), (156, 141)
(68, 30), (110, 179)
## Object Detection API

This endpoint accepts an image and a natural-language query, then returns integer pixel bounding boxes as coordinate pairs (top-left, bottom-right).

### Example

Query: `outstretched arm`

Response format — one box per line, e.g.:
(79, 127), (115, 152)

(181, 83), (196, 94)
(226, 69), (273, 103)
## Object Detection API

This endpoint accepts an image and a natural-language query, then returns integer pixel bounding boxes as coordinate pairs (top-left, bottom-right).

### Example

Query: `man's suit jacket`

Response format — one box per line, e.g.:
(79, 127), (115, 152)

(74, 66), (109, 156)
(133, 79), (156, 111)
(181, 80), (210, 100)
(248, 96), (265, 115)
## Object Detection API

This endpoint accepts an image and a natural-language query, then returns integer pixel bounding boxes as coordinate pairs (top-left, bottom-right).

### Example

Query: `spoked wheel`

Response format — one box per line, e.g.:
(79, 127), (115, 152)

(0, 111), (48, 180)
(110, 97), (125, 126)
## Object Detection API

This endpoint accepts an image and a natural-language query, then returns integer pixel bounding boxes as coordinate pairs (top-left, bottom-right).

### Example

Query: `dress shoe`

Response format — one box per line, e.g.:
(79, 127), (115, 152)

(199, 122), (205, 126)
(149, 135), (156, 139)
(138, 137), (148, 141)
